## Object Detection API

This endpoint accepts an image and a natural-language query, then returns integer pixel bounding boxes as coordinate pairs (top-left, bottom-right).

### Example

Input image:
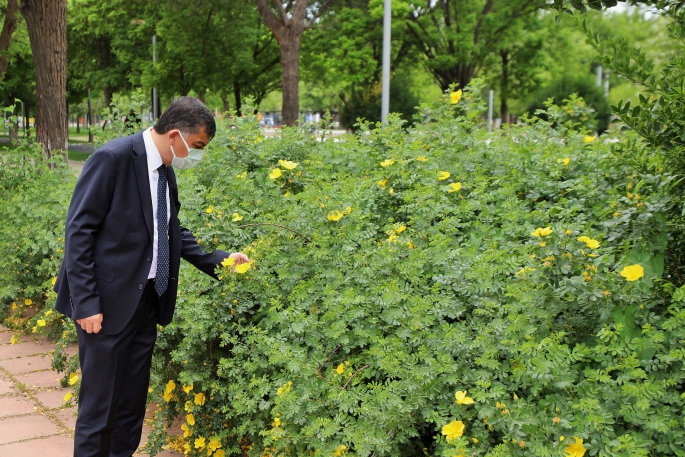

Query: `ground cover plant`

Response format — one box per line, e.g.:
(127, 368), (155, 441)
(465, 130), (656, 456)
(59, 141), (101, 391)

(2, 86), (684, 456)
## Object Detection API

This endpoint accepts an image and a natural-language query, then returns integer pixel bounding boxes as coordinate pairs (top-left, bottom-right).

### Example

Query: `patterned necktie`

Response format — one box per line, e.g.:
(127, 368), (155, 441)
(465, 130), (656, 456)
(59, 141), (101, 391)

(155, 164), (169, 296)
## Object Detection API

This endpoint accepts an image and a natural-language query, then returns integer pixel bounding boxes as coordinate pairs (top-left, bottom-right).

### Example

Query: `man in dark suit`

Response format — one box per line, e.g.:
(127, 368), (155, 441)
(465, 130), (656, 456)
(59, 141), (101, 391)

(54, 96), (248, 457)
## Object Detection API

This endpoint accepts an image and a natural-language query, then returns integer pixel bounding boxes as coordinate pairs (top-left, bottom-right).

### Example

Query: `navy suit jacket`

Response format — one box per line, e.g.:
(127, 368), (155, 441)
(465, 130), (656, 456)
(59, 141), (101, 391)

(54, 131), (227, 335)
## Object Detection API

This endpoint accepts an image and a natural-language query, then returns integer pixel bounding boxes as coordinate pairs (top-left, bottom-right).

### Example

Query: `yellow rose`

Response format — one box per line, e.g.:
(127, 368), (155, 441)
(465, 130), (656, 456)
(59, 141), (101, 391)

(442, 420), (464, 440)
(620, 264), (644, 281)
(438, 171), (450, 181)
(278, 159), (298, 170)
(269, 168), (282, 179)
(450, 90), (462, 104)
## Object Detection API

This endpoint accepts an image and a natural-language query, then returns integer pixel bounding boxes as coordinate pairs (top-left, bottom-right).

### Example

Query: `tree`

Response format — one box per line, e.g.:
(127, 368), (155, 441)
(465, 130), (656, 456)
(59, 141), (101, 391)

(255, 0), (333, 126)
(150, 0), (280, 114)
(20, 0), (67, 158)
(405, 0), (547, 91)
(0, 0), (19, 84)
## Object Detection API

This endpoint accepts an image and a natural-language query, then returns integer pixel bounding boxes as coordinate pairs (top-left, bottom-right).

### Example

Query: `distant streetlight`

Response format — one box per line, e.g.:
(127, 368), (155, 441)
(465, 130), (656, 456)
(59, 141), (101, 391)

(381, 0), (391, 124)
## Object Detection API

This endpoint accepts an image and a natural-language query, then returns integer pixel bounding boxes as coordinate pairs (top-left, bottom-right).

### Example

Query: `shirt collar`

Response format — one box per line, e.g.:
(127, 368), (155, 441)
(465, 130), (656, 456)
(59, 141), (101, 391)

(143, 127), (163, 171)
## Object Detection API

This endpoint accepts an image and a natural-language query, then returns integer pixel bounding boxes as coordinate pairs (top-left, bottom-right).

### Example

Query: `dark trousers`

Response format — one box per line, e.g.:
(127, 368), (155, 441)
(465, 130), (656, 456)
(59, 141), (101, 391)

(74, 281), (159, 457)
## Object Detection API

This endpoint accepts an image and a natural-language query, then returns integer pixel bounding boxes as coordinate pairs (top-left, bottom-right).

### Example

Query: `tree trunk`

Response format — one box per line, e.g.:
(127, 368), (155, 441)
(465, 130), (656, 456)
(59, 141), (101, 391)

(500, 50), (509, 125)
(221, 93), (230, 113)
(279, 34), (301, 127)
(20, 0), (67, 160)
(0, 0), (19, 84)
(234, 83), (242, 117)
(87, 86), (94, 143)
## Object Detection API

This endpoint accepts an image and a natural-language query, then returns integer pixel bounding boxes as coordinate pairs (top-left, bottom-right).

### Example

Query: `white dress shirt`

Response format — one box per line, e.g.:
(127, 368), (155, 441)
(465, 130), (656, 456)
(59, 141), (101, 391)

(143, 127), (171, 279)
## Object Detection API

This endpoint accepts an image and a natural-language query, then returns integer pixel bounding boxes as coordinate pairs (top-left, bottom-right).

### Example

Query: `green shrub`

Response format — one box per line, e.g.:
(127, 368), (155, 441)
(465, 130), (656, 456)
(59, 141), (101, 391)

(5, 84), (684, 457)
(0, 141), (76, 356)
(526, 74), (612, 134)
(144, 87), (682, 456)
(340, 73), (420, 130)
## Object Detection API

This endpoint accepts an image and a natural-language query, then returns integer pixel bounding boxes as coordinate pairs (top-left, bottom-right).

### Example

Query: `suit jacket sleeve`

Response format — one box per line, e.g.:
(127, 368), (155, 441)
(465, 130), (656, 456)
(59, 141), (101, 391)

(64, 149), (117, 319)
(168, 170), (229, 278)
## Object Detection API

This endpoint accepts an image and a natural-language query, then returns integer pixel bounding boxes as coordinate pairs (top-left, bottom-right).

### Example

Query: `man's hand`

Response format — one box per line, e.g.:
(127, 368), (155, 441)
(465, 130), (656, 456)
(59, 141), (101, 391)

(76, 313), (103, 334)
(228, 252), (250, 266)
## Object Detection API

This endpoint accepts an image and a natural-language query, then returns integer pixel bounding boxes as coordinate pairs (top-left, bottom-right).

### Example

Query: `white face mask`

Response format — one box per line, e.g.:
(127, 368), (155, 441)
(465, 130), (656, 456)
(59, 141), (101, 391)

(169, 131), (204, 170)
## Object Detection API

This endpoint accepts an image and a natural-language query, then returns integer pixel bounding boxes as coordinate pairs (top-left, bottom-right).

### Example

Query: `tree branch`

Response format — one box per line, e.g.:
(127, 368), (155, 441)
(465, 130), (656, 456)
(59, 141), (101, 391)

(234, 223), (312, 243)
(0, 0), (19, 84)
(256, 0), (284, 40)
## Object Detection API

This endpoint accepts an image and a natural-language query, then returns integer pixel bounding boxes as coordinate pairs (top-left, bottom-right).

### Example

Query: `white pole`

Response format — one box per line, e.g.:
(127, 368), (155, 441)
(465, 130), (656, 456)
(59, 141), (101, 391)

(153, 34), (158, 120)
(381, 0), (391, 124)
(596, 65), (602, 87)
(604, 68), (610, 97)
(487, 90), (494, 133)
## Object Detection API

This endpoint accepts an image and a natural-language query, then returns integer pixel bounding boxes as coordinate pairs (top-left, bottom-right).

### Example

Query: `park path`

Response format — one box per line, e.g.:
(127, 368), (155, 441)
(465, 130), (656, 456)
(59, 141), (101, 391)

(0, 323), (181, 456)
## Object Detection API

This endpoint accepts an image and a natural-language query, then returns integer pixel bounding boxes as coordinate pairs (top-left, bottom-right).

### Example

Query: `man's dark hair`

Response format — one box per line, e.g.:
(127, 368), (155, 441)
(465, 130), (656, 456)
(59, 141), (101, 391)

(153, 96), (216, 140)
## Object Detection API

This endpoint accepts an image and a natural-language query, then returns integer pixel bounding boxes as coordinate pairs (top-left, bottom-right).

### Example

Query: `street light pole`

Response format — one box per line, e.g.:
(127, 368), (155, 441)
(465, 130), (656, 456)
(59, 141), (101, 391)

(381, 0), (391, 124)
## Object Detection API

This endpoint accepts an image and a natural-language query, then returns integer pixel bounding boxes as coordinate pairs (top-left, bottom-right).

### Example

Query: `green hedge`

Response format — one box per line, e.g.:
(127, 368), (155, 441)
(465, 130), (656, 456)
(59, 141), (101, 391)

(3, 88), (684, 457)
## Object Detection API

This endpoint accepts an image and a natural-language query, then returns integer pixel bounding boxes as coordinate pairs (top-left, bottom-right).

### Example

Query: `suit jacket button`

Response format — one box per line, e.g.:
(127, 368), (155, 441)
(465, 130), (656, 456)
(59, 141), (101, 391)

(139, 284), (144, 290)
(147, 257), (151, 262)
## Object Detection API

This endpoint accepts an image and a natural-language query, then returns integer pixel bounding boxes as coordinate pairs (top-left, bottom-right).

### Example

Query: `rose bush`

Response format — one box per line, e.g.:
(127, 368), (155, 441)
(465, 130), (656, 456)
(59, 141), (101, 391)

(3, 86), (684, 456)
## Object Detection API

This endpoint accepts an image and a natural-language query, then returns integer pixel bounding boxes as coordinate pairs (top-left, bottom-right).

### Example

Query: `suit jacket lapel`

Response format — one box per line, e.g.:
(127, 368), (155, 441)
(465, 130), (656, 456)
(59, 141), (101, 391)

(133, 132), (154, 242)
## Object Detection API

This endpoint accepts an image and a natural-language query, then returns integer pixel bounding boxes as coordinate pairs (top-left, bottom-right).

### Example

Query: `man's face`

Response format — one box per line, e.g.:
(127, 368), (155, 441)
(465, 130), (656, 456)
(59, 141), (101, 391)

(170, 126), (210, 158)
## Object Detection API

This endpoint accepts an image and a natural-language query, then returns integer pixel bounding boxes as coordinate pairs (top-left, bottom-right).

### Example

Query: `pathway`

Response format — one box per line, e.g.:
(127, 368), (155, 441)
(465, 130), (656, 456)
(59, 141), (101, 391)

(0, 323), (180, 456)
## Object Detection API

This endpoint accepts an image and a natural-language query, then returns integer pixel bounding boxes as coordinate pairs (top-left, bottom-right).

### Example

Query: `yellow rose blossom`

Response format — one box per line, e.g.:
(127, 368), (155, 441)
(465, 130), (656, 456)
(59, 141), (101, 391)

(51, 277), (57, 286)
(396, 224), (406, 234)
(194, 392), (206, 406)
(561, 157), (570, 166)
(214, 451), (226, 457)
(620, 264), (644, 281)
(565, 229), (573, 235)
(234, 262), (251, 274)
(531, 227), (553, 237)
(232, 212), (243, 222)
(450, 90), (462, 104)
(336, 363), (345, 375)
(273, 417), (281, 427)
(278, 159), (298, 170)
(183, 443), (191, 454)
(37, 319), (46, 327)
(472, 438), (478, 444)
(181, 423), (192, 438)
(163, 391), (173, 402)
(69, 373), (79, 386)
(564, 437), (586, 457)
(194, 437), (206, 449)
(183, 384), (193, 394)
(186, 413), (196, 426)
(441, 420), (465, 440)
(438, 171), (451, 180)
(344, 206), (352, 215)
(237, 171), (247, 178)
(333, 445), (347, 457)
(583, 135), (597, 143)
(455, 391), (474, 405)
(380, 159), (395, 167)
(63, 392), (72, 402)
(206, 206), (214, 214)
(221, 257), (235, 268)
(327, 211), (343, 221)
(447, 182), (462, 192)
(24, 299), (32, 305)
(377, 179), (388, 189)
(165, 380), (176, 393)
(415, 156), (428, 162)
(269, 168), (282, 179)
(208, 438), (222, 452)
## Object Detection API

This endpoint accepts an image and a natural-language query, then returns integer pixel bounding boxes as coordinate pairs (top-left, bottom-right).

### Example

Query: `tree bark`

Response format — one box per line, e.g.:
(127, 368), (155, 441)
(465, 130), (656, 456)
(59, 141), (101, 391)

(255, 0), (328, 127)
(279, 34), (301, 126)
(20, 0), (68, 160)
(500, 50), (509, 124)
(0, 0), (19, 84)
